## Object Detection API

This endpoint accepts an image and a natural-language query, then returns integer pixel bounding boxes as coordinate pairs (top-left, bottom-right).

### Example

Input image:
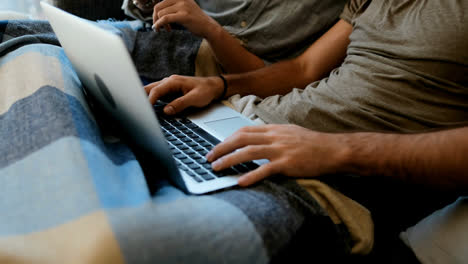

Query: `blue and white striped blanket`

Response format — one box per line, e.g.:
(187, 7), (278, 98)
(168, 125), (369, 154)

(0, 20), (349, 263)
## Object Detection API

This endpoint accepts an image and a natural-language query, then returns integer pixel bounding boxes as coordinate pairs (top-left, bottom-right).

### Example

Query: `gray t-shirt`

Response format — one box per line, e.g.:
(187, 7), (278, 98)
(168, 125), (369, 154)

(256, 0), (468, 133)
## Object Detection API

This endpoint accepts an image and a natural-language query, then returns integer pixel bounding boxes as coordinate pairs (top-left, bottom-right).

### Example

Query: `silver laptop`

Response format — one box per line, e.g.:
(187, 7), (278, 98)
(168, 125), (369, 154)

(41, 2), (259, 194)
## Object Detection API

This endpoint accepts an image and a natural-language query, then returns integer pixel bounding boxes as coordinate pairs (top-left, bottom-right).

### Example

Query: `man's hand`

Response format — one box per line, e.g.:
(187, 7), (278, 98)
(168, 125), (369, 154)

(152, 0), (220, 37)
(207, 124), (468, 191)
(206, 124), (351, 187)
(145, 75), (224, 115)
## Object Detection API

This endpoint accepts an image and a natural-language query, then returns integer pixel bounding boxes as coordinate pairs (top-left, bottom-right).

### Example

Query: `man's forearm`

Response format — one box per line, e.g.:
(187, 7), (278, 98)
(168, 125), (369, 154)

(205, 23), (265, 73)
(223, 19), (353, 98)
(224, 59), (305, 98)
(344, 127), (468, 190)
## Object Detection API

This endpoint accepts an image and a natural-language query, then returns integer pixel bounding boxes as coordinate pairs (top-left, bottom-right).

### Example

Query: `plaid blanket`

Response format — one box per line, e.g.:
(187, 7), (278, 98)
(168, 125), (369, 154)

(0, 20), (350, 263)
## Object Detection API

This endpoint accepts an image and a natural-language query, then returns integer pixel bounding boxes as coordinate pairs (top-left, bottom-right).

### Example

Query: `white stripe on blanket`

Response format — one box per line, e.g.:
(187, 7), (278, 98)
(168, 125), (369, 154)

(0, 51), (64, 115)
(0, 211), (124, 264)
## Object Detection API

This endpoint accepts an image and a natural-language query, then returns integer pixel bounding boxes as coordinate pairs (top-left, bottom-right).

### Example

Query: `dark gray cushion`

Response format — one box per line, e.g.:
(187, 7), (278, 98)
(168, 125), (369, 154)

(51, 0), (127, 20)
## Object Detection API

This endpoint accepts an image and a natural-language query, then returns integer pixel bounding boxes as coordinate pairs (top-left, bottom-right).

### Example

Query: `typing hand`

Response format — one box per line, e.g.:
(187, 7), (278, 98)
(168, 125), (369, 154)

(145, 75), (224, 115)
(206, 125), (352, 186)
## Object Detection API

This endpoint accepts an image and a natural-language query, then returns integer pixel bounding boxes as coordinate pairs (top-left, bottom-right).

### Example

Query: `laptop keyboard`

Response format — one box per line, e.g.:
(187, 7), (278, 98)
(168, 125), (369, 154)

(156, 111), (258, 184)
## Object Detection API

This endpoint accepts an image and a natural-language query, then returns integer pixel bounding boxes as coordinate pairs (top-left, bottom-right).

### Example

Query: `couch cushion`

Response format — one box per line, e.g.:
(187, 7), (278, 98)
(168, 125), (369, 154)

(400, 196), (468, 264)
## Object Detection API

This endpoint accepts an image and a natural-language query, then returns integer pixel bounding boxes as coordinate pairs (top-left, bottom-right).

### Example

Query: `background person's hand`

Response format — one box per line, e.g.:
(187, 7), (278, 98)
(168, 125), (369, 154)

(206, 125), (352, 186)
(133, 0), (172, 31)
(152, 0), (220, 37)
(144, 75), (224, 115)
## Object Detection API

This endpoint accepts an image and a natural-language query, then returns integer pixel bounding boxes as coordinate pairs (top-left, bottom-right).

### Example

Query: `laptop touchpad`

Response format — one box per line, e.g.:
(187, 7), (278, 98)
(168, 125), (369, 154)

(204, 117), (253, 140)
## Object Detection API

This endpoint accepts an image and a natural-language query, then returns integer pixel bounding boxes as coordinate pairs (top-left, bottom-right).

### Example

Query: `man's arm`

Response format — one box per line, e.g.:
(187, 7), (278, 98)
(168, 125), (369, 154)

(145, 19), (353, 114)
(224, 19), (353, 98)
(345, 127), (468, 191)
(206, 125), (468, 191)
(151, 0), (265, 73)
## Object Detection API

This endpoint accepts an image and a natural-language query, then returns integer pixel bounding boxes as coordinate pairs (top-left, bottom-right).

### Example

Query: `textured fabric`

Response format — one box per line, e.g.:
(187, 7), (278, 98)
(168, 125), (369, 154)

(255, 0), (468, 133)
(122, 0), (348, 61)
(129, 25), (202, 81)
(0, 11), (31, 20)
(0, 20), (352, 263)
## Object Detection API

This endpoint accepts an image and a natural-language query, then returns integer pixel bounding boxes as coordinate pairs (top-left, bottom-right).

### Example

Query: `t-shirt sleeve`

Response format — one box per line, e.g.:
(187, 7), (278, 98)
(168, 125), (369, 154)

(340, 0), (370, 23)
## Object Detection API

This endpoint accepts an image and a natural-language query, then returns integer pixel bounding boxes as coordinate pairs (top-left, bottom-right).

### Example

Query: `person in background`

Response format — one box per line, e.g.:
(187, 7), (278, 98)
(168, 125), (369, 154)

(124, 0), (347, 74)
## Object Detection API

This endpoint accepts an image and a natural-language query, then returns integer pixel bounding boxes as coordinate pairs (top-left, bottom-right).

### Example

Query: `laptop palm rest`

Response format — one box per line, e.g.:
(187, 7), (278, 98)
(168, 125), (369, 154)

(187, 103), (255, 141)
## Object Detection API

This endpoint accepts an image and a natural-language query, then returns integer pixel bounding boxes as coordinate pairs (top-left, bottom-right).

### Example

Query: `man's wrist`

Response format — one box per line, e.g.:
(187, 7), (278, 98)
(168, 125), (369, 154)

(217, 75), (228, 100)
(337, 132), (376, 176)
(341, 132), (402, 177)
(207, 75), (227, 101)
(204, 21), (225, 44)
